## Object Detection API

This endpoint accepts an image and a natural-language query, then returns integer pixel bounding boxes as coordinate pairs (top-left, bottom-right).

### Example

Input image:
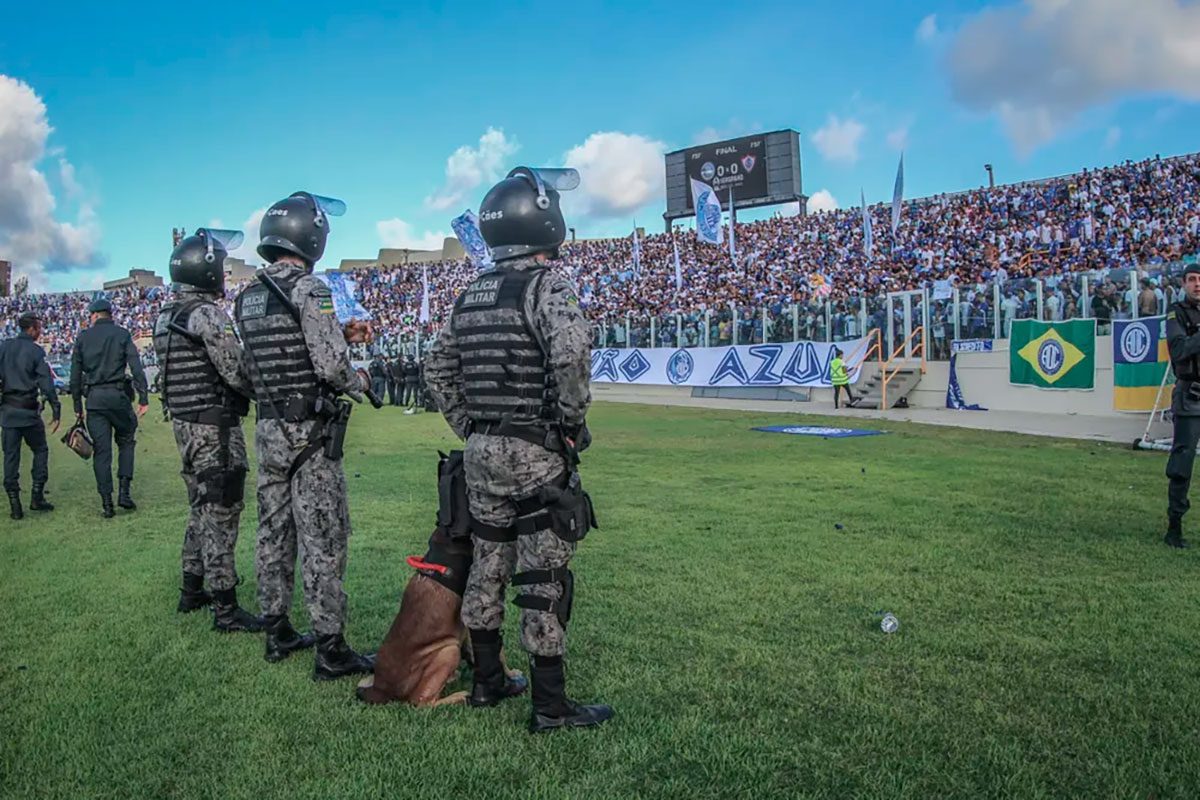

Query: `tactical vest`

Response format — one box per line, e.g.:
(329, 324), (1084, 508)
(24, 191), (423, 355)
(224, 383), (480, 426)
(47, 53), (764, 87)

(1172, 301), (1200, 382)
(451, 267), (556, 424)
(153, 300), (229, 423)
(234, 275), (321, 410)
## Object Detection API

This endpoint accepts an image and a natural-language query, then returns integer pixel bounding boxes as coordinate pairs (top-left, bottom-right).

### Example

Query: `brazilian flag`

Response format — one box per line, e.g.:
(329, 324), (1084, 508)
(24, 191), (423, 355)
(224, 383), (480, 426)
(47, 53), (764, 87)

(1009, 319), (1096, 390)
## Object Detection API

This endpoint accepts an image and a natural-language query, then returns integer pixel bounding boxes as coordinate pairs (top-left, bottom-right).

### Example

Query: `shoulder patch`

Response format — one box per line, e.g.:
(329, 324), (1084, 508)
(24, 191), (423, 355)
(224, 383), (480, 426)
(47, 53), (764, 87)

(1168, 311), (1177, 320)
(317, 295), (335, 314)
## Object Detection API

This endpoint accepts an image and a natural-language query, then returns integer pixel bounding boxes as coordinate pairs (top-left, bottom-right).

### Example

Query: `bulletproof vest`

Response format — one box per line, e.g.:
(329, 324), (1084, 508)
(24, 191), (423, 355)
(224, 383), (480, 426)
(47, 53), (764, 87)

(1172, 301), (1200, 382)
(234, 275), (320, 402)
(153, 300), (226, 422)
(451, 267), (556, 424)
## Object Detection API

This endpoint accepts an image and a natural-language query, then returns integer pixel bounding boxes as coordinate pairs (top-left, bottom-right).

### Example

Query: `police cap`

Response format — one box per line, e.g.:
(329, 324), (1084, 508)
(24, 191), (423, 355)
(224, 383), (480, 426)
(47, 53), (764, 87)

(1183, 263), (1200, 278)
(88, 297), (113, 314)
(17, 312), (41, 330)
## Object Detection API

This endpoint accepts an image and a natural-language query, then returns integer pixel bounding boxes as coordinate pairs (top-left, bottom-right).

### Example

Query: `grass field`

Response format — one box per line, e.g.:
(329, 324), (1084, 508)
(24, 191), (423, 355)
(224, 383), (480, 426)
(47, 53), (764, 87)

(1, 401), (1196, 799)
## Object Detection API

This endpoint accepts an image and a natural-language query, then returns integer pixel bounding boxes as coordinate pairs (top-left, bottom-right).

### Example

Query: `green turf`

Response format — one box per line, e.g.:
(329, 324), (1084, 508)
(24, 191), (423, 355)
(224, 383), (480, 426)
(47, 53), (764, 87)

(0, 402), (1195, 799)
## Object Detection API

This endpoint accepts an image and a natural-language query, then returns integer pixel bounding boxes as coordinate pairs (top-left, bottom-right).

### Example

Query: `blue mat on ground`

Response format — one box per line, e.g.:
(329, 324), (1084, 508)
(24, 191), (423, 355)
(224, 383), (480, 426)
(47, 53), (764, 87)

(752, 425), (886, 438)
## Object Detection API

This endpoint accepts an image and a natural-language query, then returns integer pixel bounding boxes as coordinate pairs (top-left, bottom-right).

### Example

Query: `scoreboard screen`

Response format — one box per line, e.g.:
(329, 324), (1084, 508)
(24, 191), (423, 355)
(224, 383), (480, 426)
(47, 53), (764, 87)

(683, 135), (767, 209)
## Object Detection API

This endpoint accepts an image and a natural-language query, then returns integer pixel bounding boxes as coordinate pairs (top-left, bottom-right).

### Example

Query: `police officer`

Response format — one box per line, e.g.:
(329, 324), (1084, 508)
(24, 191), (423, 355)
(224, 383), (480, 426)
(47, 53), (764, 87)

(154, 229), (263, 631)
(1165, 263), (1200, 547)
(402, 355), (420, 409)
(70, 298), (149, 518)
(1, 312), (61, 520)
(368, 353), (388, 402)
(425, 167), (611, 733)
(234, 192), (373, 679)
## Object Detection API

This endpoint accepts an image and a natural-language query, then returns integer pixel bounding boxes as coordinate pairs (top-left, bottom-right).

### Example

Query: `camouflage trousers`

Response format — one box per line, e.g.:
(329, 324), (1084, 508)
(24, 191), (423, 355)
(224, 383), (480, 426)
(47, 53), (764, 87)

(254, 419), (351, 636)
(173, 419), (248, 593)
(460, 433), (575, 658)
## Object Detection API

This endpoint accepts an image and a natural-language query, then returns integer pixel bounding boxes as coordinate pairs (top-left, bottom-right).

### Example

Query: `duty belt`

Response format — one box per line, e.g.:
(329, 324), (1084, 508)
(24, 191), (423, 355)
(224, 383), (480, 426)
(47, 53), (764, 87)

(470, 419), (564, 452)
(1, 392), (38, 410)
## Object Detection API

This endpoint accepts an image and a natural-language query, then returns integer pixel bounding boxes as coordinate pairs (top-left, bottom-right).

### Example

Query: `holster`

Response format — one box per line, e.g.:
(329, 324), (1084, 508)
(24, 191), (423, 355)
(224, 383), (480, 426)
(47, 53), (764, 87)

(321, 399), (353, 461)
(436, 450), (471, 541)
(520, 472), (598, 543)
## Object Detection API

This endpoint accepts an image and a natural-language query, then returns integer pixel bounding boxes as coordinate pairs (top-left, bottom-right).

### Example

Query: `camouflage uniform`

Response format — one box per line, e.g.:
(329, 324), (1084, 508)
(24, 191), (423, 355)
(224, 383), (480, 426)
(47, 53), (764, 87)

(235, 261), (364, 637)
(424, 256), (592, 657)
(154, 286), (254, 591)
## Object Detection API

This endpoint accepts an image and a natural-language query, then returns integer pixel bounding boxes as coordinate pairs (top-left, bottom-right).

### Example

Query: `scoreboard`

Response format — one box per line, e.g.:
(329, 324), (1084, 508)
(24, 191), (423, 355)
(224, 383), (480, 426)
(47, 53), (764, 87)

(663, 129), (804, 226)
(683, 134), (768, 207)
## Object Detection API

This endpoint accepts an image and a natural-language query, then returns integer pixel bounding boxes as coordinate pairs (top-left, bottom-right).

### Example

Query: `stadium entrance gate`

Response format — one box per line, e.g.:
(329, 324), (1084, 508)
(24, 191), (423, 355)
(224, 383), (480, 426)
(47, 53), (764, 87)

(886, 289), (928, 361)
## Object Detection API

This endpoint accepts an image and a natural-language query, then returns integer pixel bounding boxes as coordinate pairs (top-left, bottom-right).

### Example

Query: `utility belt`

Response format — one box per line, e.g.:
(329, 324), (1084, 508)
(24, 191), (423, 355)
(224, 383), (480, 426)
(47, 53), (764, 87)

(87, 378), (134, 401)
(471, 470), (598, 545)
(171, 407), (243, 426)
(1180, 379), (1200, 403)
(1, 392), (38, 411)
(469, 419), (565, 453)
(256, 391), (353, 479)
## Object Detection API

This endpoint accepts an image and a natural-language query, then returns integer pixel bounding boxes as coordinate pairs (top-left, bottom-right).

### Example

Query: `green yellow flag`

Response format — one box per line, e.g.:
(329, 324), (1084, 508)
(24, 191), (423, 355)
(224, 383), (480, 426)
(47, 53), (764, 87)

(1009, 319), (1096, 390)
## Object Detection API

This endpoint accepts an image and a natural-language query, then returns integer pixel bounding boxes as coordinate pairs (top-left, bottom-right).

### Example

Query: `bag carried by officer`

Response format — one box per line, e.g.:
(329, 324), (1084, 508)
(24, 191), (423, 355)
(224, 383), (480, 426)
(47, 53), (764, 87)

(61, 421), (95, 460)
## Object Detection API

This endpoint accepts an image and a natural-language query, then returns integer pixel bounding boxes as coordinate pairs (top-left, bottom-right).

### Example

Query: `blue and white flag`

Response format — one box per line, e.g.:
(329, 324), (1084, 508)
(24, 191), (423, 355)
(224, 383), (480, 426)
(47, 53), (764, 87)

(419, 264), (430, 324)
(861, 189), (873, 259)
(672, 235), (683, 292)
(946, 353), (986, 410)
(691, 178), (724, 246)
(316, 272), (372, 324)
(891, 153), (904, 236)
(450, 209), (493, 267)
(728, 188), (737, 265)
(631, 224), (641, 276)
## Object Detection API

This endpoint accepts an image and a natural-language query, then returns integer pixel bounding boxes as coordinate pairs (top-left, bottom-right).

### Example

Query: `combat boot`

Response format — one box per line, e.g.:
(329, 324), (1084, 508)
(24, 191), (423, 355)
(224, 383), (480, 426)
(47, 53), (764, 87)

(211, 588), (265, 633)
(263, 615), (316, 662)
(466, 629), (528, 707)
(177, 572), (211, 614)
(117, 478), (137, 510)
(7, 489), (23, 520)
(313, 633), (375, 681)
(528, 655), (613, 734)
(29, 483), (53, 512)
(100, 494), (114, 519)
(1165, 517), (1191, 549)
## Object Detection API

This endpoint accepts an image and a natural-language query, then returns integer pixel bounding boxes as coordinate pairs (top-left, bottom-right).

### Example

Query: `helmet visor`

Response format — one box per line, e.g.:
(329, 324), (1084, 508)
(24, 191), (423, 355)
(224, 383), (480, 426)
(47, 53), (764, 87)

(290, 193), (347, 217)
(196, 228), (244, 252)
(507, 167), (580, 193)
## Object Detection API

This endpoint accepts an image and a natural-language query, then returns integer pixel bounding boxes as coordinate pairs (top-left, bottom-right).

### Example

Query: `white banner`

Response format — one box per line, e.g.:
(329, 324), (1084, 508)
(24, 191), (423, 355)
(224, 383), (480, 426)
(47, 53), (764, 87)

(590, 339), (868, 388)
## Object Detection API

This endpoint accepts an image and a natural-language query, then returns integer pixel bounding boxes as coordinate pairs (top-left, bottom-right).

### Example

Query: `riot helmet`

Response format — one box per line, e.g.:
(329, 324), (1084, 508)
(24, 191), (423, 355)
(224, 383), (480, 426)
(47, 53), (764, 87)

(169, 228), (243, 294)
(478, 167), (579, 262)
(257, 192), (346, 267)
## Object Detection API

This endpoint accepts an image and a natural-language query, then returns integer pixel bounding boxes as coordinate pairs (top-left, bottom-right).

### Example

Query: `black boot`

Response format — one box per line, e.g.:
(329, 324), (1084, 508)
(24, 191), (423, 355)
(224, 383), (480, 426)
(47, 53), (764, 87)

(177, 572), (212, 613)
(1165, 518), (1191, 549)
(29, 483), (53, 512)
(211, 588), (266, 633)
(313, 633), (374, 681)
(528, 655), (613, 734)
(466, 629), (528, 707)
(117, 478), (136, 510)
(7, 489), (23, 521)
(100, 494), (114, 519)
(264, 615), (316, 662)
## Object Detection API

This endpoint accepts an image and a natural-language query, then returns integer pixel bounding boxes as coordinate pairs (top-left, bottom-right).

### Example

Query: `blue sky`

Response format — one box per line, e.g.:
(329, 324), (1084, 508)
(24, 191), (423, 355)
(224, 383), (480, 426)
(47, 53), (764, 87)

(1, 0), (1197, 291)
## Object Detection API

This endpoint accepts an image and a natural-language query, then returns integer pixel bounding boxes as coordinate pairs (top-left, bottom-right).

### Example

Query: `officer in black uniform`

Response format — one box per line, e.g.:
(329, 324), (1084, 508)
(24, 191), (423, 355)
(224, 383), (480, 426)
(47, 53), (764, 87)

(1, 312), (61, 520)
(368, 354), (388, 402)
(70, 298), (149, 518)
(402, 356), (420, 409)
(1165, 263), (1200, 547)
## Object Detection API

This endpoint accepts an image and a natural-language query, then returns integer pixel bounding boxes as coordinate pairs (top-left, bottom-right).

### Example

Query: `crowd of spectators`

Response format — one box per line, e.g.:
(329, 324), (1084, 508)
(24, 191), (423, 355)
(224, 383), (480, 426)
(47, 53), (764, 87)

(4, 152), (1200, 363)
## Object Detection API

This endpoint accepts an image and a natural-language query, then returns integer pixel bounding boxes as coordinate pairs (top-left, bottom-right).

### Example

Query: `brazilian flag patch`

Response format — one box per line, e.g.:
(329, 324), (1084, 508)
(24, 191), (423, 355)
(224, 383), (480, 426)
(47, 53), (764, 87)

(317, 295), (335, 314)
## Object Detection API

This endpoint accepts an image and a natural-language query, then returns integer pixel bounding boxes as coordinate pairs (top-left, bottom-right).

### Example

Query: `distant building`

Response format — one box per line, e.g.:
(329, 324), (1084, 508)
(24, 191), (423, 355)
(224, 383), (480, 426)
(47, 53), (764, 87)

(103, 269), (164, 292)
(0, 260), (10, 297)
(224, 257), (256, 286)
(335, 238), (467, 272)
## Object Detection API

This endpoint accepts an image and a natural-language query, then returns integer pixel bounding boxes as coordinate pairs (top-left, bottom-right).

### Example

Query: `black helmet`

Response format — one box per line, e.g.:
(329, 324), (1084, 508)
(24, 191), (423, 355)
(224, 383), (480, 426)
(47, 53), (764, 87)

(478, 167), (578, 262)
(257, 192), (346, 266)
(169, 228), (242, 293)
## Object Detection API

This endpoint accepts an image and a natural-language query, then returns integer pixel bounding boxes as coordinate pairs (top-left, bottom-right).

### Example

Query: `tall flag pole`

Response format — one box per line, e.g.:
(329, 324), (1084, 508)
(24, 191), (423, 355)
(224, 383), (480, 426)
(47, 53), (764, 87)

(728, 188), (737, 265)
(862, 188), (873, 260)
(891, 153), (904, 237)
(632, 222), (641, 276)
(672, 231), (683, 293)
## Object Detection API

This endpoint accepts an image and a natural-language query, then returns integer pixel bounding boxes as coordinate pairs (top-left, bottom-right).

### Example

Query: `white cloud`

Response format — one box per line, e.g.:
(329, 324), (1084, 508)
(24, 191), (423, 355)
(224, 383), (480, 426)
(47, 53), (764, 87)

(226, 207), (267, 265)
(562, 131), (666, 219)
(691, 118), (762, 145)
(0, 74), (102, 287)
(945, 0), (1200, 154)
(916, 13), (939, 43)
(886, 125), (910, 151)
(807, 189), (839, 214)
(424, 127), (519, 211)
(377, 218), (449, 252)
(1103, 125), (1122, 149)
(811, 115), (866, 164)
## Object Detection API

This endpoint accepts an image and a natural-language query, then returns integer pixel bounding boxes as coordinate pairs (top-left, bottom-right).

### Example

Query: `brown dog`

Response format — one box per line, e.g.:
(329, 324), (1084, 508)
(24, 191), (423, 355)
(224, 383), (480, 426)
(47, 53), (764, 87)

(356, 527), (521, 706)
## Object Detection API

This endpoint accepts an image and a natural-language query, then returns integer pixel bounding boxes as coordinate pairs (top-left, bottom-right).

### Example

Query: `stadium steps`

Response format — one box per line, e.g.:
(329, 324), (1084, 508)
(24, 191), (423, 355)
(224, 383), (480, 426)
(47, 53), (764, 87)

(853, 365), (923, 409)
